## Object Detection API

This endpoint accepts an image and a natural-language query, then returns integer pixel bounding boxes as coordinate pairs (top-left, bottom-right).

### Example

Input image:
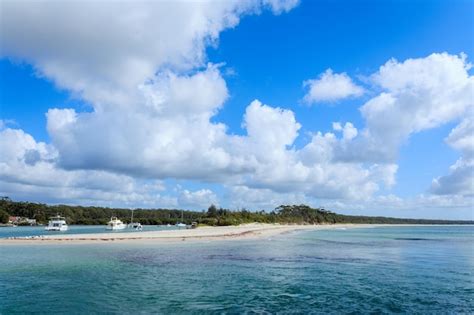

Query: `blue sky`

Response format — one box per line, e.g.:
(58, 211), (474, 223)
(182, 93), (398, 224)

(0, 0), (473, 219)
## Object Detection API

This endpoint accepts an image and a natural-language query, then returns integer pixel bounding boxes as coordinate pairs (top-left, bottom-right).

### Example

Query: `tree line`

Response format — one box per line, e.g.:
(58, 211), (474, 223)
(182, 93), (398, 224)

(0, 197), (472, 226)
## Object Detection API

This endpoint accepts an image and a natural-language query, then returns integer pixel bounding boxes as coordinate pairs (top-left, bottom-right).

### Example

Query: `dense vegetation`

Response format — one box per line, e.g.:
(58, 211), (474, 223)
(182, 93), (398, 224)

(0, 197), (472, 226)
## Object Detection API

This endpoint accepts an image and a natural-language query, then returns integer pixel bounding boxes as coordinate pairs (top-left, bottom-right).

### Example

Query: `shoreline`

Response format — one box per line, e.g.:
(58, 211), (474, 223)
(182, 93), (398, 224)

(1, 223), (470, 245)
(0, 224), (317, 245)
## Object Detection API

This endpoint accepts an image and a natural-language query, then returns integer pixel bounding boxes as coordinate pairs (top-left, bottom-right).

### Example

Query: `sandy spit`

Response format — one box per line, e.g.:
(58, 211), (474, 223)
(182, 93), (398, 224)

(0, 223), (463, 245)
(0, 223), (366, 245)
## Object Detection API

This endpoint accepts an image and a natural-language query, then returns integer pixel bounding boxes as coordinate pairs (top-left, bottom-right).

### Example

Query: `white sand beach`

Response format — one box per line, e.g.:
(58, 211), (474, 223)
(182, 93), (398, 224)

(0, 223), (368, 245)
(2, 224), (467, 245)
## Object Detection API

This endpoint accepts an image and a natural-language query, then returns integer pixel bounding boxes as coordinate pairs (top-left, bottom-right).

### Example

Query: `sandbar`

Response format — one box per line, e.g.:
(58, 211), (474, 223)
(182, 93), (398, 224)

(0, 223), (363, 245)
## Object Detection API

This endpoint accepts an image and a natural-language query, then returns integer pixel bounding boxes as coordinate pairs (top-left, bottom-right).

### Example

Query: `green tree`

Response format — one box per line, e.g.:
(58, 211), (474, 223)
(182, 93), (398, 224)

(207, 204), (218, 218)
(0, 209), (9, 224)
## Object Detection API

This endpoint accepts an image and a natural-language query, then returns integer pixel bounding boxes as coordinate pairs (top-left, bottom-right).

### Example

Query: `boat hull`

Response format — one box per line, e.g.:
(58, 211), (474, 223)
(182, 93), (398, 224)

(45, 226), (68, 231)
(128, 223), (142, 230)
(106, 224), (126, 230)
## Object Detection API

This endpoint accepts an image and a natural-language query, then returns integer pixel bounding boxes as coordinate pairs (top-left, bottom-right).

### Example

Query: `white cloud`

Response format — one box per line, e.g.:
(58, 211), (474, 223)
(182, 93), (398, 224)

(358, 53), (473, 162)
(322, 53), (474, 164)
(445, 118), (474, 157)
(430, 117), (474, 196)
(244, 99), (301, 150)
(225, 187), (473, 220)
(45, 65), (243, 181)
(227, 185), (308, 210)
(233, 101), (394, 200)
(332, 122), (358, 141)
(3, 0), (395, 204)
(263, 0), (300, 14)
(0, 0), (472, 216)
(0, 0), (298, 108)
(322, 194), (473, 220)
(431, 158), (474, 196)
(0, 127), (177, 208)
(178, 189), (219, 209)
(303, 69), (364, 104)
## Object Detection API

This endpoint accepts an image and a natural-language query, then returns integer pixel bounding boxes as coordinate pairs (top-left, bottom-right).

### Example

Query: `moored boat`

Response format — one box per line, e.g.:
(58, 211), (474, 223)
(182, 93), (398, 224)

(175, 210), (186, 227)
(45, 215), (68, 231)
(106, 217), (126, 230)
(127, 209), (142, 230)
(128, 222), (143, 230)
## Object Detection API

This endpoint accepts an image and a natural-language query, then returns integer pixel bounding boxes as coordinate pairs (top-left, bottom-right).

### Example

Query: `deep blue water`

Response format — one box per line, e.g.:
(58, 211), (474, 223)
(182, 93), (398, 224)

(0, 226), (473, 314)
(0, 225), (180, 239)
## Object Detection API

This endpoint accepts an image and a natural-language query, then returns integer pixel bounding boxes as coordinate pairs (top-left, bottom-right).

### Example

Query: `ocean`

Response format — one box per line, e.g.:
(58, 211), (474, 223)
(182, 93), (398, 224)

(0, 226), (472, 314)
(0, 225), (180, 239)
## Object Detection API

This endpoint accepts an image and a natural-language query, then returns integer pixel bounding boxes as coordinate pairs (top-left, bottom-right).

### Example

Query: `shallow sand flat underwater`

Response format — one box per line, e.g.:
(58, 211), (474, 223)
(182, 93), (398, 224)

(0, 225), (472, 314)
(0, 224), (328, 244)
(0, 223), (462, 245)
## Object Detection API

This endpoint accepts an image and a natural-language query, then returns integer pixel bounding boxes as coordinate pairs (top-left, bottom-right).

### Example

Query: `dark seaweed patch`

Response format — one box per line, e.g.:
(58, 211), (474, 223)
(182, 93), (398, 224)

(393, 238), (433, 241)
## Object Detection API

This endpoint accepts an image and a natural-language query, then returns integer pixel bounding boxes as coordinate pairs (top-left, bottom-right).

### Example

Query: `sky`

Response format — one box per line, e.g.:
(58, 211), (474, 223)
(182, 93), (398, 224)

(0, 0), (473, 219)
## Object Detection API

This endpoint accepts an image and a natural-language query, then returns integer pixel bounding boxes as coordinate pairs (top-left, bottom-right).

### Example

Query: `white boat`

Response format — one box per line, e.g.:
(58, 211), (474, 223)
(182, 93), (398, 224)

(175, 210), (186, 227)
(106, 217), (126, 230)
(128, 222), (143, 230)
(45, 215), (68, 231)
(127, 209), (142, 230)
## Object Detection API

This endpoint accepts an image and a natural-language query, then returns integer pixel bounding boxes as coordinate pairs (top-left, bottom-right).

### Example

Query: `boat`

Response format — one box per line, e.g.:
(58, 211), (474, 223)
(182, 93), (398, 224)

(45, 215), (68, 231)
(128, 222), (142, 230)
(106, 217), (126, 230)
(175, 210), (187, 227)
(127, 210), (142, 230)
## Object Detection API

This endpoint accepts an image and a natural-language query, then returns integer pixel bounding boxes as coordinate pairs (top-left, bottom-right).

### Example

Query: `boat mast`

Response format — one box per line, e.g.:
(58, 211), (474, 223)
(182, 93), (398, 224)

(131, 209), (134, 224)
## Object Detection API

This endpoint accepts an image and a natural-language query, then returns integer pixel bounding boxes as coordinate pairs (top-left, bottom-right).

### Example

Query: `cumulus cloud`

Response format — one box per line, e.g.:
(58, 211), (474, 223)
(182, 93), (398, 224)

(445, 118), (474, 157)
(332, 122), (358, 141)
(227, 185), (308, 210)
(321, 193), (473, 220)
(0, 0), (299, 108)
(227, 100), (394, 200)
(243, 99), (301, 150)
(0, 1), (472, 213)
(431, 118), (474, 196)
(359, 53), (473, 161)
(0, 127), (178, 207)
(431, 159), (474, 196)
(178, 189), (219, 209)
(325, 53), (474, 164)
(303, 69), (364, 104)
(298, 53), (473, 202)
(263, 0), (300, 14)
(45, 65), (242, 180)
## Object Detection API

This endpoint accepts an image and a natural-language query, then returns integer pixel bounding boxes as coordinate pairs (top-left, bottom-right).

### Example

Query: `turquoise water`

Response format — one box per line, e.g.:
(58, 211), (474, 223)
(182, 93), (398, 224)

(0, 225), (180, 239)
(0, 226), (473, 314)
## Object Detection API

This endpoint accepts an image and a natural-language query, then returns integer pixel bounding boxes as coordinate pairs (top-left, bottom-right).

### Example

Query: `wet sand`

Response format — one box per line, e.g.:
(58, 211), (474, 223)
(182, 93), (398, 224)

(1, 223), (457, 245)
(0, 223), (357, 245)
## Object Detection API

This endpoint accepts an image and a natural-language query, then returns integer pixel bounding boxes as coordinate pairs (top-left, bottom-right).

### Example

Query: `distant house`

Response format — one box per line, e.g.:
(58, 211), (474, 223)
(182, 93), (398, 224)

(8, 216), (37, 225)
(25, 218), (37, 225)
(8, 216), (20, 224)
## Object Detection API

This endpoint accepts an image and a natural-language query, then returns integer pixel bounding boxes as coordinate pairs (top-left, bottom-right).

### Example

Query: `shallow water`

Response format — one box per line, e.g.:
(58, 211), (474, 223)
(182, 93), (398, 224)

(1, 226), (473, 314)
(0, 225), (179, 239)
